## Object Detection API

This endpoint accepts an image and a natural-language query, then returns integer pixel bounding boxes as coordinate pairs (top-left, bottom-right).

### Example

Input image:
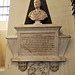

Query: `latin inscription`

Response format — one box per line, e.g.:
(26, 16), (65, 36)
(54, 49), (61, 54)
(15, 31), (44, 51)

(19, 32), (57, 55)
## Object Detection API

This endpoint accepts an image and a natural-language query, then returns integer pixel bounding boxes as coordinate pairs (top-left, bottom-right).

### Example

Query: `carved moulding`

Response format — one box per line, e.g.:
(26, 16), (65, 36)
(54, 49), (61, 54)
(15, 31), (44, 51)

(6, 24), (71, 72)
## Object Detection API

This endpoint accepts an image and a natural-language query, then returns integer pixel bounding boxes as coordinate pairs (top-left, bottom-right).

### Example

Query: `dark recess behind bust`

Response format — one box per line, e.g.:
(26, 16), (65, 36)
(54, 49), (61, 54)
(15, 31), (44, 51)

(71, 0), (75, 15)
(25, 0), (52, 24)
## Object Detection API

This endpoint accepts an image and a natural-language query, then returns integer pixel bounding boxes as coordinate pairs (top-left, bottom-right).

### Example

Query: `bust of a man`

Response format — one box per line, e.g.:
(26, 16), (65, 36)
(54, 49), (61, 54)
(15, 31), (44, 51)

(28, 0), (48, 23)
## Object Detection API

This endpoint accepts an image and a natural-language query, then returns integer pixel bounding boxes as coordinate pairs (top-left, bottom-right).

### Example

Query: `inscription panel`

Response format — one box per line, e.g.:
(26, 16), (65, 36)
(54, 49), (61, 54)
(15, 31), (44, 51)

(19, 32), (58, 56)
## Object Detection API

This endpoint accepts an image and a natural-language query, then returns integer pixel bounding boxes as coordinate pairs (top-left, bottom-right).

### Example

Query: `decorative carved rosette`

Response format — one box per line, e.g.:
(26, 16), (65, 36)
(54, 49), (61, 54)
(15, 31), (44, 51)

(18, 62), (28, 72)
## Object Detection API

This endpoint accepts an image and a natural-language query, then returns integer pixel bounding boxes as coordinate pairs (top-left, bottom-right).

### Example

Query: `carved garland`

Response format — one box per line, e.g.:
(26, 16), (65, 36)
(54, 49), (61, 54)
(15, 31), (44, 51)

(18, 62), (59, 72)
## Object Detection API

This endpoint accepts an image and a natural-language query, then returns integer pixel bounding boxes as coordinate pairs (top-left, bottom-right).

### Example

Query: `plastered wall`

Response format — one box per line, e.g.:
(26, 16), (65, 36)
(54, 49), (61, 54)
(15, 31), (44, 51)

(0, 22), (8, 67)
(0, 0), (75, 75)
(0, 31), (7, 67)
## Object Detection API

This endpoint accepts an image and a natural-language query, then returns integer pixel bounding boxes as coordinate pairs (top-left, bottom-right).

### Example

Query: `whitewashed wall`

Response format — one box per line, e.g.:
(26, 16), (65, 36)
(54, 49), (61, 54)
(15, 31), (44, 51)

(0, 0), (75, 75)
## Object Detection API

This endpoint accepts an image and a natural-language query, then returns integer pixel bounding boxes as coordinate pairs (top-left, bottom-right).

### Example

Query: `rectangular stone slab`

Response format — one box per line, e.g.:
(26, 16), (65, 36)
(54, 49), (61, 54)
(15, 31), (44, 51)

(11, 56), (66, 62)
(19, 32), (57, 56)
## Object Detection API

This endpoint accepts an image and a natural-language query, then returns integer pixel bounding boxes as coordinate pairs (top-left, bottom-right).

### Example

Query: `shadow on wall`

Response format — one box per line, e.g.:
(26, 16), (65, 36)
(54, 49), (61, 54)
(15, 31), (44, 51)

(0, 30), (7, 67)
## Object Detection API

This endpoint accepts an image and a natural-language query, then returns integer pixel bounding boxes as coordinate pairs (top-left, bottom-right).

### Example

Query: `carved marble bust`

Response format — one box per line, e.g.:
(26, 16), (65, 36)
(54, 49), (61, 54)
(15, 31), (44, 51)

(28, 0), (48, 23)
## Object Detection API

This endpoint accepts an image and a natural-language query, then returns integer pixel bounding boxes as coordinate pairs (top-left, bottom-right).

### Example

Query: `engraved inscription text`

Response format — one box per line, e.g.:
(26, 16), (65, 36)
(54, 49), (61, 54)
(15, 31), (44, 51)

(19, 32), (57, 55)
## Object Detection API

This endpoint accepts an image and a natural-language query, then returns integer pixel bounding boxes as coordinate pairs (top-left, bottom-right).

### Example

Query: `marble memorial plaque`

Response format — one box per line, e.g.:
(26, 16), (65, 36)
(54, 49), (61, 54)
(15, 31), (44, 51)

(7, 25), (70, 71)
(19, 32), (58, 56)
